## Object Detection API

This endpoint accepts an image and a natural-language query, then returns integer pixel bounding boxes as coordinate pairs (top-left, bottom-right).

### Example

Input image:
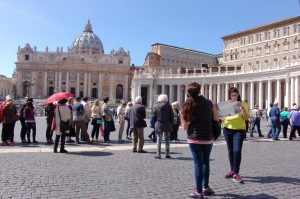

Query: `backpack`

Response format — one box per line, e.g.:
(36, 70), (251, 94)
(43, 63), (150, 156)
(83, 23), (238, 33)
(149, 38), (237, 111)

(0, 100), (8, 123)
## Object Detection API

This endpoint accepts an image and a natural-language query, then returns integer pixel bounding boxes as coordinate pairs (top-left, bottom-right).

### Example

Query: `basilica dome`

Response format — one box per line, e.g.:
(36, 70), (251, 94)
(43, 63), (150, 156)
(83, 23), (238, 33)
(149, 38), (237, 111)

(71, 20), (104, 54)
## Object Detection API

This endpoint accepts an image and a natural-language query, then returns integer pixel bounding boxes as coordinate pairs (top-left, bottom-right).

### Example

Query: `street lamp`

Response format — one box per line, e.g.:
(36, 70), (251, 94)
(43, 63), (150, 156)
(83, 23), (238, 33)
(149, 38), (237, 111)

(23, 79), (35, 98)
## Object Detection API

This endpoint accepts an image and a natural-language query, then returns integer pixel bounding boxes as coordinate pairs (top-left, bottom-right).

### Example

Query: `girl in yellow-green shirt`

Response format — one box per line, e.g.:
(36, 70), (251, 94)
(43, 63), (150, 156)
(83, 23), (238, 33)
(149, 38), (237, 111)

(222, 87), (249, 184)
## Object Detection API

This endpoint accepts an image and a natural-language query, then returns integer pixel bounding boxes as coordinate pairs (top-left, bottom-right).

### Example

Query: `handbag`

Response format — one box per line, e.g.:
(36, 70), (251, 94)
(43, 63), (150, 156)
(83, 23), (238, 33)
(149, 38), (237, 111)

(91, 118), (102, 125)
(212, 120), (221, 140)
(58, 106), (70, 132)
(97, 119), (102, 124)
(110, 119), (116, 132)
(210, 101), (221, 140)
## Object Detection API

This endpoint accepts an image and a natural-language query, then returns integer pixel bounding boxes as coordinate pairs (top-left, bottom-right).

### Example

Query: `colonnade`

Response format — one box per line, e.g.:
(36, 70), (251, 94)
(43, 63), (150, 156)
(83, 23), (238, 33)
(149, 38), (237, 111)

(139, 76), (300, 110)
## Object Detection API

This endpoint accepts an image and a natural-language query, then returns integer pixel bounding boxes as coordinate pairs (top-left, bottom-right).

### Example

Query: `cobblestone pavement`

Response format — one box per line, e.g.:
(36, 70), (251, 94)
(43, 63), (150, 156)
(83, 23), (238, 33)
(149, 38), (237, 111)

(0, 118), (299, 199)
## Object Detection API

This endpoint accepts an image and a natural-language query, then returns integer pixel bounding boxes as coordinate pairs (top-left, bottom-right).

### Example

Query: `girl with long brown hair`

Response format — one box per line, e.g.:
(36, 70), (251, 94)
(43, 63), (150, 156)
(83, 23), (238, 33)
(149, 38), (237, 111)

(181, 82), (218, 198)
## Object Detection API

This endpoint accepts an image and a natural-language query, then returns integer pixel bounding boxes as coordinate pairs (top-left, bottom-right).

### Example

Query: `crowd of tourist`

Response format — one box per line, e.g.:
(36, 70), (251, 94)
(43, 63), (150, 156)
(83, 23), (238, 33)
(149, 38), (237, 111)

(1, 82), (300, 199)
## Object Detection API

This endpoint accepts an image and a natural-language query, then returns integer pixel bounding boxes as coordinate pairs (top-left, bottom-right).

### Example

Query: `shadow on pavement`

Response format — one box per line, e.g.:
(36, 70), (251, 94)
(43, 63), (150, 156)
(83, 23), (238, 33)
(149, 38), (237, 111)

(244, 176), (300, 185)
(69, 151), (113, 157)
(174, 157), (193, 161)
(18, 144), (40, 148)
(215, 193), (279, 199)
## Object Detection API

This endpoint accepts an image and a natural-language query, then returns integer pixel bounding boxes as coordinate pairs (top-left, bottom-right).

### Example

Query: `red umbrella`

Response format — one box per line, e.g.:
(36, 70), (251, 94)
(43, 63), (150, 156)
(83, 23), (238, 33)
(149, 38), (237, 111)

(45, 92), (74, 104)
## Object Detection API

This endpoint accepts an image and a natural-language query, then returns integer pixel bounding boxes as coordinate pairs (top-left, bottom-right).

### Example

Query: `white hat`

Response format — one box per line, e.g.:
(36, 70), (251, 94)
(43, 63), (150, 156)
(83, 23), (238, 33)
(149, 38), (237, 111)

(5, 95), (12, 100)
(292, 105), (298, 110)
(172, 101), (179, 106)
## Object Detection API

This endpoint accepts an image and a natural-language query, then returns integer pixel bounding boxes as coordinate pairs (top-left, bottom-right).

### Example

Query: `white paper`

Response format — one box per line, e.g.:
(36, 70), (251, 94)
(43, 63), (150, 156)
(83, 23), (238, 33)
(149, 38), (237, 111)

(217, 100), (241, 117)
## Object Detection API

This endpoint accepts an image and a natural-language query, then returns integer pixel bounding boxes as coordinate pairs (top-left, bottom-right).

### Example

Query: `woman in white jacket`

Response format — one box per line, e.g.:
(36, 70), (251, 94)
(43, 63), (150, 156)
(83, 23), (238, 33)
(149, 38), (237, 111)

(53, 98), (71, 153)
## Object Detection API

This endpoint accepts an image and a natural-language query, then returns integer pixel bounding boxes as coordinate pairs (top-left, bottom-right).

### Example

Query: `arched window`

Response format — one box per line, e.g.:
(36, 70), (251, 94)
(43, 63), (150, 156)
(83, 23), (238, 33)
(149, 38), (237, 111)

(116, 84), (123, 100)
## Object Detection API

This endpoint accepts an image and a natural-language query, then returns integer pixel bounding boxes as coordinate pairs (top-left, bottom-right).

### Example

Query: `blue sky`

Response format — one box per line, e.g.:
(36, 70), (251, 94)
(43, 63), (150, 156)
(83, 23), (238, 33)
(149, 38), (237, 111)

(0, 0), (299, 77)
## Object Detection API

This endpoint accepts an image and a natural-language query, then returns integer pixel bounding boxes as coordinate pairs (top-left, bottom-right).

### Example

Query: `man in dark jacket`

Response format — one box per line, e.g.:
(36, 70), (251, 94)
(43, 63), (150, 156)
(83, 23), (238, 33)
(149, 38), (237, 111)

(153, 94), (173, 159)
(45, 103), (55, 144)
(269, 101), (281, 140)
(128, 96), (147, 153)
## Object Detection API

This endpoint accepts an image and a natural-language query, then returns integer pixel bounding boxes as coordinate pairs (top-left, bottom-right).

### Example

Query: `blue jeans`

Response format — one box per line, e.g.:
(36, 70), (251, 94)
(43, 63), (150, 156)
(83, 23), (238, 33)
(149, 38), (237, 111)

(189, 143), (212, 192)
(223, 128), (244, 174)
(271, 117), (281, 139)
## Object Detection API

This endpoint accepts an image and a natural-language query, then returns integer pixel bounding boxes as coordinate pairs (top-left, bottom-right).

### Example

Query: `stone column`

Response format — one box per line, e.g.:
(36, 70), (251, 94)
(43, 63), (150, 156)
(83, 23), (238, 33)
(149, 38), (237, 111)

(43, 71), (48, 97)
(267, 80), (272, 106)
(88, 72), (91, 98)
(137, 84), (141, 96)
(201, 84), (204, 96)
(258, 81), (263, 109)
(250, 81), (254, 109)
(109, 74), (114, 102)
(149, 83), (153, 107)
(84, 72), (88, 97)
(217, 84), (221, 103)
(177, 84), (181, 105)
(241, 82), (246, 101)
(54, 71), (58, 92)
(98, 72), (102, 99)
(285, 78), (290, 108)
(295, 76), (299, 105)
(209, 84), (213, 101)
(169, 84), (173, 102)
(124, 74), (128, 101)
(76, 72), (80, 97)
(225, 83), (229, 101)
(185, 84), (188, 101)
(290, 77), (295, 107)
(276, 79), (281, 107)
(58, 71), (62, 92)
(162, 84), (165, 94)
(66, 72), (69, 92)
(30, 72), (36, 97)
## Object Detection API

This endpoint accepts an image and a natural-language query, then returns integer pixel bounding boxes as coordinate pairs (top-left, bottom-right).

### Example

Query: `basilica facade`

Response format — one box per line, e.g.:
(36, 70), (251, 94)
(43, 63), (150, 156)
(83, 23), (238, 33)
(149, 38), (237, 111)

(15, 21), (133, 103)
(132, 16), (300, 109)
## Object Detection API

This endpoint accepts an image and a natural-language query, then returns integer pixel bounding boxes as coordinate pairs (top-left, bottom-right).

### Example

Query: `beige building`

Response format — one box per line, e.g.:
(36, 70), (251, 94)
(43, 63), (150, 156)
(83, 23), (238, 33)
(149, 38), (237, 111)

(132, 43), (218, 106)
(0, 74), (14, 100)
(15, 20), (133, 103)
(132, 16), (300, 109)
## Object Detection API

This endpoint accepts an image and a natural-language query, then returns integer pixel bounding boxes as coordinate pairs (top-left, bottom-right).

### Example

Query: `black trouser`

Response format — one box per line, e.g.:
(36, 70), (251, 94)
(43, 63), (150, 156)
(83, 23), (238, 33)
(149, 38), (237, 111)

(104, 120), (112, 141)
(91, 122), (101, 139)
(170, 124), (179, 140)
(281, 123), (289, 138)
(125, 118), (132, 138)
(46, 120), (53, 141)
(289, 126), (300, 140)
(20, 119), (27, 140)
(54, 132), (66, 151)
(25, 122), (36, 142)
(1, 123), (15, 142)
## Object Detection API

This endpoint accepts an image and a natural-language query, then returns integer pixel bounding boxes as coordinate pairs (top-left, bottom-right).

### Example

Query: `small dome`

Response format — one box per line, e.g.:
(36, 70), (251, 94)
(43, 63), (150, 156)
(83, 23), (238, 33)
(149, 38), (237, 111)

(71, 20), (104, 54)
